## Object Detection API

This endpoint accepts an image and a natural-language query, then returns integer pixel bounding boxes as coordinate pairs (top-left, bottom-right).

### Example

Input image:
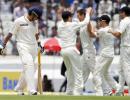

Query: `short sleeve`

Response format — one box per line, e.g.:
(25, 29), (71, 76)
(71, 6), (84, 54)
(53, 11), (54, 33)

(9, 20), (20, 35)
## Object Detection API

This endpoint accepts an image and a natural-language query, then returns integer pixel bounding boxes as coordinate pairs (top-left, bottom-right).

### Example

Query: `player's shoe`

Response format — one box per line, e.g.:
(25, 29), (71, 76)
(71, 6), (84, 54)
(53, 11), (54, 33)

(95, 91), (103, 96)
(103, 91), (113, 96)
(115, 91), (124, 96)
(18, 92), (25, 95)
(73, 91), (83, 96)
(14, 87), (25, 95)
(29, 91), (38, 95)
(14, 88), (24, 95)
(31, 92), (37, 95)
(66, 91), (73, 95)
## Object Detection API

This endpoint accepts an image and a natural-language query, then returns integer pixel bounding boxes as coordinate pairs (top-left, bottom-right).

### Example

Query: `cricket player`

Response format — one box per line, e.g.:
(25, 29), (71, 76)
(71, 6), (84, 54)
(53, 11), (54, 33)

(108, 6), (130, 96)
(77, 9), (103, 96)
(57, 7), (92, 95)
(94, 15), (118, 96)
(2, 7), (43, 95)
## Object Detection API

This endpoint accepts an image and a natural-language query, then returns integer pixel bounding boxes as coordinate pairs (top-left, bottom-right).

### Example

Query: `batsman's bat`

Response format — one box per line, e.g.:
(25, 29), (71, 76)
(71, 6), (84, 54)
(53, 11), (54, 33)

(38, 48), (43, 94)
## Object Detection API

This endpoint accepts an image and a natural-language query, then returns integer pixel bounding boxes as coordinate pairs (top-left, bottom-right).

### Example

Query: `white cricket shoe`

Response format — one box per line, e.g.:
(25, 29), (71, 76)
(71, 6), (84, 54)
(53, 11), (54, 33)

(115, 91), (124, 96)
(95, 91), (103, 96)
(103, 91), (113, 96)
(14, 88), (24, 95)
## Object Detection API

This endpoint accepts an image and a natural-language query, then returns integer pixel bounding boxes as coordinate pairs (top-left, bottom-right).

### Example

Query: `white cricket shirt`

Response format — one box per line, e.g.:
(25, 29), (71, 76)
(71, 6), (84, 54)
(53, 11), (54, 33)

(97, 26), (114, 57)
(9, 15), (38, 44)
(57, 14), (90, 48)
(80, 26), (95, 54)
(118, 17), (130, 47)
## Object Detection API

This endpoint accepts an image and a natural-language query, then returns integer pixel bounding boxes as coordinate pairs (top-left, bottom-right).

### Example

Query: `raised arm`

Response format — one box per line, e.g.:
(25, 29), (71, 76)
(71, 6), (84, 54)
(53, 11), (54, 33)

(87, 22), (97, 37)
(73, 7), (93, 30)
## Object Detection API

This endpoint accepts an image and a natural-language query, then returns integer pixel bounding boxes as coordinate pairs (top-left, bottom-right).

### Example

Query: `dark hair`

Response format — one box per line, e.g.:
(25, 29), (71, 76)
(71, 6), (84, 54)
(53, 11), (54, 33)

(77, 9), (86, 16)
(99, 15), (110, 24)
(120, 6), (130, 16)
(62, 11), (72, 22)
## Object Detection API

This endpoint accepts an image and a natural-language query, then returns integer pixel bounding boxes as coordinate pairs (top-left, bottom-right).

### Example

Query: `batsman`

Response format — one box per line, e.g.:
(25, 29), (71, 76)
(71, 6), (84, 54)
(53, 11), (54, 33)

(2, 7), (43, 95)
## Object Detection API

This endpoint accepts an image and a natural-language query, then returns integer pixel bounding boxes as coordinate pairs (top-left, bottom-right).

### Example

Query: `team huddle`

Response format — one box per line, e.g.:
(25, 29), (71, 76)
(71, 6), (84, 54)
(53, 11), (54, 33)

(0, 5), (130, 96)
(57, 6), (130, 96)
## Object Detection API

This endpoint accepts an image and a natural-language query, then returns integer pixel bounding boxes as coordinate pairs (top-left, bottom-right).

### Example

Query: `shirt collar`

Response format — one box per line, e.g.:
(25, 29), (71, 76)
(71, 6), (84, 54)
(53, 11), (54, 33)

(24, 14), (32, 24)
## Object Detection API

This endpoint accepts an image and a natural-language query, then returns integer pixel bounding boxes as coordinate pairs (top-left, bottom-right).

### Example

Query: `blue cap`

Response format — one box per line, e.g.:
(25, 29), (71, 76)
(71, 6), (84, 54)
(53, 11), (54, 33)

(28, 7), (43, 19)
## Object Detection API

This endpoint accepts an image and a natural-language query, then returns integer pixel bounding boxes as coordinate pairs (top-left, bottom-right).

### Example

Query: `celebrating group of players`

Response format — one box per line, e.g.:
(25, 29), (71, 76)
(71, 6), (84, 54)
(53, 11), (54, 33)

(57, 6), (130, 96)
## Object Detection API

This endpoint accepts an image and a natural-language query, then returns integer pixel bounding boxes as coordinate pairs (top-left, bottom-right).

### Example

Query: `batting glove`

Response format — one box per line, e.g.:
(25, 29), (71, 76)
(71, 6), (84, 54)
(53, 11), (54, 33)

(0, 40), (5, 55)
(38, 42), (44, 53)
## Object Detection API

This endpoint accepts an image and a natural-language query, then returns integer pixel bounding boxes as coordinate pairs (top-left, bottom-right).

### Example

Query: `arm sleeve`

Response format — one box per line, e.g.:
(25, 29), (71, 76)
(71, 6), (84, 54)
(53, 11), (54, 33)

(73, 13), (90, 31)
(9, 20), (20, 35)
(118, 20), (127, 34)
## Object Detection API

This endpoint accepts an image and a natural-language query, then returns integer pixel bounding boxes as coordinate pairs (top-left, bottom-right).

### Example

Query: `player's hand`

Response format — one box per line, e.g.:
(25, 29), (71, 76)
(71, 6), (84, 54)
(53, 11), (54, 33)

(40, 46), (44, 53)
(0, 40), (6, 55)
(38, 42), (44, 53)
(86, 7), (93, 16)
(0, 48), (6, 55)
(0, 46), (6, 55)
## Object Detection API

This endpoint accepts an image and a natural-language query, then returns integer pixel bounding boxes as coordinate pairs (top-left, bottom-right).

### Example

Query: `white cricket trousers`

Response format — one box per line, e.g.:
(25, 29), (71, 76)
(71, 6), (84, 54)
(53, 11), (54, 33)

(81, 49), (103, 95)
(120, 47), (130, 95)
(60, 47), (84, 95)
(116, 58), (125, 93)
(15, 42), (38, 93)
(81, 52), (95, 82)
(95, 56), (118, 94)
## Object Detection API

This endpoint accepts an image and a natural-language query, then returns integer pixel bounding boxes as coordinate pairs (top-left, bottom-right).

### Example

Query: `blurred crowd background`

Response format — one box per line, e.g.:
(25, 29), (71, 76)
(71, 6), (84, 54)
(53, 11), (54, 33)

(0, 0), (130, 55)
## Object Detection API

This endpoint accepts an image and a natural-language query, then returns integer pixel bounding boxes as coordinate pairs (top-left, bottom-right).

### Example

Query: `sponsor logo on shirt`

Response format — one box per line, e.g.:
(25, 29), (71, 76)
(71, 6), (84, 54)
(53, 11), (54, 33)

(20, 24), (28, 26)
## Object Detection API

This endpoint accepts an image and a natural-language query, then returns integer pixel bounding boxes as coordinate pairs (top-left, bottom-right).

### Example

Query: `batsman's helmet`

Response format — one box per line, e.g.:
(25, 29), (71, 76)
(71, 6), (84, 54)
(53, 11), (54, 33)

(28, 6), (43, 19)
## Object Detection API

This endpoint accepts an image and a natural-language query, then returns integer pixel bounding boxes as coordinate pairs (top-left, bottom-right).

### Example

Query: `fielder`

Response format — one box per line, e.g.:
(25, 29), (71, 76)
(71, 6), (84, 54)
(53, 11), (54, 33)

(77, 9), (103, 96)
(2, 7), (43, 95)
(94, 15), (118, 96)
(109, 6), (130, 96)
(57, 8), (92, 95)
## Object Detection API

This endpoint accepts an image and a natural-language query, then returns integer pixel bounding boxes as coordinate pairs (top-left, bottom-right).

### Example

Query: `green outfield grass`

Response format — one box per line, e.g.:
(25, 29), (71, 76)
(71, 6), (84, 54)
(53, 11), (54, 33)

(0, 95), (130, 100)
